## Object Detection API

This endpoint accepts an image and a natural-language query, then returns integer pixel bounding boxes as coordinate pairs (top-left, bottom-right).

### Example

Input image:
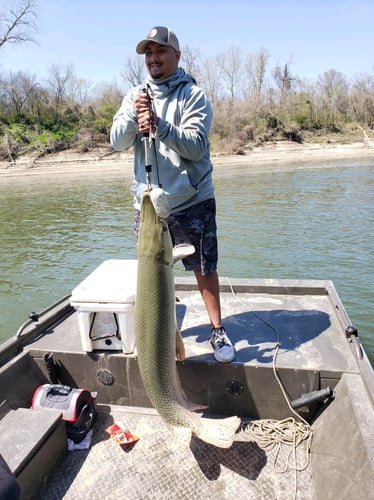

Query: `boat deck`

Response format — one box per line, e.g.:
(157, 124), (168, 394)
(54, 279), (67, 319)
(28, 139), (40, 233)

(26, 277), (358, 421)
(29, 277), (358, 374)
(20, 277), (362, 499)
(176, 277), (357, 373)
(21, 279), (358, 500)
(40, 404), (312, 500)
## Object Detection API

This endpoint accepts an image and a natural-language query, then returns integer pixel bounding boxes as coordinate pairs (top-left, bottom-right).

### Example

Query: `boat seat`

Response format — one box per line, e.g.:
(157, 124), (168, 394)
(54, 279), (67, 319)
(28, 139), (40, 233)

(0, 408), (67, 499)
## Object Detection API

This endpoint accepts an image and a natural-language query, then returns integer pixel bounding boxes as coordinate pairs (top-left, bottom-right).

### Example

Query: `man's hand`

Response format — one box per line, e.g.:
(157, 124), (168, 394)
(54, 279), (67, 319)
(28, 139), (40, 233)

(134, 92), (158, 133)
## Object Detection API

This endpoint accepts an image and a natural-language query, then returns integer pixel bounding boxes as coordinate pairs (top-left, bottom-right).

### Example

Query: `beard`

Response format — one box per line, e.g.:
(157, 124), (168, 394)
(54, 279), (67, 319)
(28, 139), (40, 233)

(149, 66), (164, 80)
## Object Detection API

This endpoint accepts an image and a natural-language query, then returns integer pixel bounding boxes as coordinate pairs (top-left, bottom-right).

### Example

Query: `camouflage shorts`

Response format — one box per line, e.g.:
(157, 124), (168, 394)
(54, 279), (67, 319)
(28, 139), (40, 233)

(134, 198), (218, 275)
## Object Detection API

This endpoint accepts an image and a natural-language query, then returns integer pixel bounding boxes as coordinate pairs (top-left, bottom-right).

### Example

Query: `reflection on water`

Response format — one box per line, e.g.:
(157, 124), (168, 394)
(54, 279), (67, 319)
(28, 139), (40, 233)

(0, 160), (373, 363)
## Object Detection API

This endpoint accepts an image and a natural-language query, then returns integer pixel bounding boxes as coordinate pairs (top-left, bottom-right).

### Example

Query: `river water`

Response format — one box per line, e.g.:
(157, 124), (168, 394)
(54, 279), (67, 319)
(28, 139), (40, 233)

(0, 158), (373, 363)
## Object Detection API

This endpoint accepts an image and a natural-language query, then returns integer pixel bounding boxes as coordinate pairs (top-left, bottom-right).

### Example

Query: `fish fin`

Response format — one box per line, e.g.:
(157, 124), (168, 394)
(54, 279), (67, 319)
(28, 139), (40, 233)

(185, 401), (209, 412)
(167, 423), (192, 450)
(175, 327), (185, 361)
(195, 415), (241, 449)
(172, 244), (195, 264)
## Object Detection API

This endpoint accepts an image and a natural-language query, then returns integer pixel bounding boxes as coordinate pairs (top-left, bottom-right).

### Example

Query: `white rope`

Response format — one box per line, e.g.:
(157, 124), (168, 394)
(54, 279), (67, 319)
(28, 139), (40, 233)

(226, 279), (313, 495)
(242, 417), (312, 473)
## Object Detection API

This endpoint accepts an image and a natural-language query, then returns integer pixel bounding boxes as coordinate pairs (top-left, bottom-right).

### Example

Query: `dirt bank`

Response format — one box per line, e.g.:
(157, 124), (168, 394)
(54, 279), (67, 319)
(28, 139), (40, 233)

(0, 140), (373, 178)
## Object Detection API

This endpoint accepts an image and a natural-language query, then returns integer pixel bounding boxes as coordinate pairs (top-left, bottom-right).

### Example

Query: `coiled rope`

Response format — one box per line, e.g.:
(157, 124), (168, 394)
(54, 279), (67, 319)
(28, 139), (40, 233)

(227, 279), (313, 495)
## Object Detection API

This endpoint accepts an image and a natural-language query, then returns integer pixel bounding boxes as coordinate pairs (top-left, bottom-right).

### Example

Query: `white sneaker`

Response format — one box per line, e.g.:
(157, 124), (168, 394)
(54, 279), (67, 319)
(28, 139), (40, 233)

(209, 327), (235, 363)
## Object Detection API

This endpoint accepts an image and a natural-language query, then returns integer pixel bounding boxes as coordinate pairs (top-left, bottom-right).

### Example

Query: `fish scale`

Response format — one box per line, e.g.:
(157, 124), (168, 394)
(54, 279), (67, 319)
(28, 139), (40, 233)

(135, 191), (240, 448)
(136, 220), (198, 426)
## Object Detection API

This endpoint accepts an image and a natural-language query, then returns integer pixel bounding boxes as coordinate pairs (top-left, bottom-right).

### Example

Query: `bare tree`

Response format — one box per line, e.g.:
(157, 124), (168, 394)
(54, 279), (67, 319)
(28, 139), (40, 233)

(244, 47), (269, 97)
(199, 55), (223, 104)
(317, 69), (348, 101)
(1, 70), (39, 117)
(317, 69), (349, 127)
(0, 0), (38, 49)
(216, 46), (243, 100)
(351, 73), (374, 126)
(121, 56), (145, 88)
(47, 63), (76, 117)
(91, 81), (124, 109)
(65, 76), (93, 107)
(180, 44), (202, 81)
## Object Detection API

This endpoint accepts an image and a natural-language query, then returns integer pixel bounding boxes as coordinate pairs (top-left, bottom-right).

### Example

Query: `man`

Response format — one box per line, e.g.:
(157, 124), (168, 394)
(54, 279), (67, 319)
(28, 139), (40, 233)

(110, 26), (234, 363)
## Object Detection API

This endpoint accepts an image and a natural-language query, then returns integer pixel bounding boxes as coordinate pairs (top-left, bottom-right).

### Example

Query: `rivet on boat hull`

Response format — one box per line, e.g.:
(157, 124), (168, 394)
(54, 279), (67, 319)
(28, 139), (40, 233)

(97, 368), (114, 386)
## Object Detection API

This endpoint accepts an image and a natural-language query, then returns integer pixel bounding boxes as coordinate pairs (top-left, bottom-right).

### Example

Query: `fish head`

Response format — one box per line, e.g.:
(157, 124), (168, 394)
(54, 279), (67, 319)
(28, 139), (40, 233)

(138, 191), (173, 265)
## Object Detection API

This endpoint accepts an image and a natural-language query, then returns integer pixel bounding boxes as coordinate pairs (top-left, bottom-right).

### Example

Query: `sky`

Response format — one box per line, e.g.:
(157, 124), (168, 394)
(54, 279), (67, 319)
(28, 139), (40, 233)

(0, 0), (373, 86)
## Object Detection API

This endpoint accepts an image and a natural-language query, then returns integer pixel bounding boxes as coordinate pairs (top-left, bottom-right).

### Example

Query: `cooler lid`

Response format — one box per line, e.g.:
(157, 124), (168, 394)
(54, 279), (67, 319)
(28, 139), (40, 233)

(71, 259), (137, 304)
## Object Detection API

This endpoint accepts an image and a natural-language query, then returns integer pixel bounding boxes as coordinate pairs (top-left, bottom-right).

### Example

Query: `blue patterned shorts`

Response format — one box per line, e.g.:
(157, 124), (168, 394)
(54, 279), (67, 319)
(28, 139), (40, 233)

(134, 198), (218, 275)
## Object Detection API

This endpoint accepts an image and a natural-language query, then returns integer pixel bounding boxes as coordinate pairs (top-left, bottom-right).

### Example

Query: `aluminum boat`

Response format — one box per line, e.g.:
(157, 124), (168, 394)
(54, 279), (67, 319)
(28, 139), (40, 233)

(0, 259), (373, 499)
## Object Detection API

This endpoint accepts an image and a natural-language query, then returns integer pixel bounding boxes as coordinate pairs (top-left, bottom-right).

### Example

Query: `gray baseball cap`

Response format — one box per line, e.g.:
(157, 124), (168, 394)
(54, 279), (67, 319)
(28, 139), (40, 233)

(136, 26), (180, 54)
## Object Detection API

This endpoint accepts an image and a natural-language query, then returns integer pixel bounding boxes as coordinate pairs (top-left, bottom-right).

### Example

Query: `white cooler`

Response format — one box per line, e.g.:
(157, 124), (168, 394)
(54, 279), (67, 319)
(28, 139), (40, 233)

(70, 259), (137, 353)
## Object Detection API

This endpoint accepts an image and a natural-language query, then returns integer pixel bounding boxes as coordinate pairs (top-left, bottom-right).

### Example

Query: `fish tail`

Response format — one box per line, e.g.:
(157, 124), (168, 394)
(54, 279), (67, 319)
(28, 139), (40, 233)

(195, 415), (241, 448)
(168, 424), (193, 450)
(175, 327), (185, 361)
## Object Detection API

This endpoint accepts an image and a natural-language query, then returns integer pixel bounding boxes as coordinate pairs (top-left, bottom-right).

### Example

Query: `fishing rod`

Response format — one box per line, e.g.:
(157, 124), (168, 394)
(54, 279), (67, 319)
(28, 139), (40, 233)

(141, 84), (161, 190)
(140, 85), (171, 219)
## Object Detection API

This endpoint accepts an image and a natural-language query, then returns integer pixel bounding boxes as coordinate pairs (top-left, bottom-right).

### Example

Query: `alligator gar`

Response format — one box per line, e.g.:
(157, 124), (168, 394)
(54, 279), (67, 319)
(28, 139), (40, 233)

(135, 191), (240, 448)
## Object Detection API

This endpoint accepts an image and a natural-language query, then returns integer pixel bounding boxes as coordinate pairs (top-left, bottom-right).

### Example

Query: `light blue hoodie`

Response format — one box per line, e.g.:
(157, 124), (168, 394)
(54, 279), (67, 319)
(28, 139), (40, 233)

(110, 67), (215, 212)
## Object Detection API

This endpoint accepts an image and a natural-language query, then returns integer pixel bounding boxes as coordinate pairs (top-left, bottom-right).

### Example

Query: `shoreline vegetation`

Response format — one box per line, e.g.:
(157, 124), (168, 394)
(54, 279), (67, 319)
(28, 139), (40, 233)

(2, 2), (374, 180)
(0, 138), (373, 178)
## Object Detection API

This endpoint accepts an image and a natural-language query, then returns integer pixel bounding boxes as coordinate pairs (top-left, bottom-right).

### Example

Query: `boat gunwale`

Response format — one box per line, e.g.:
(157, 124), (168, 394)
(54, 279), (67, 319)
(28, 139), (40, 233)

(2, 276), (373, 404)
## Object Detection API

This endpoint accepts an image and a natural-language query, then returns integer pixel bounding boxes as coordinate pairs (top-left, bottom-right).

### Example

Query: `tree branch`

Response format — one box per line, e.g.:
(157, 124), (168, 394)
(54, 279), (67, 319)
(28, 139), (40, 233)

(0, 0), (38, 49)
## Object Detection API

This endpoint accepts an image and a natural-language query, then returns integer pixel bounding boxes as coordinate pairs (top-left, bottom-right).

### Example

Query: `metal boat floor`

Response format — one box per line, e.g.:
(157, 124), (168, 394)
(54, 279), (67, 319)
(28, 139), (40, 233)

(40, 404), (312, 500)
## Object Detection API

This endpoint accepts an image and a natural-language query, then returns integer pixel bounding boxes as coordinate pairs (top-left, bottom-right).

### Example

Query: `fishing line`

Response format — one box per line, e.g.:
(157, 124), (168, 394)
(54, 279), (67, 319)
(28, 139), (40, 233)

(151, 140), (162, 188)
